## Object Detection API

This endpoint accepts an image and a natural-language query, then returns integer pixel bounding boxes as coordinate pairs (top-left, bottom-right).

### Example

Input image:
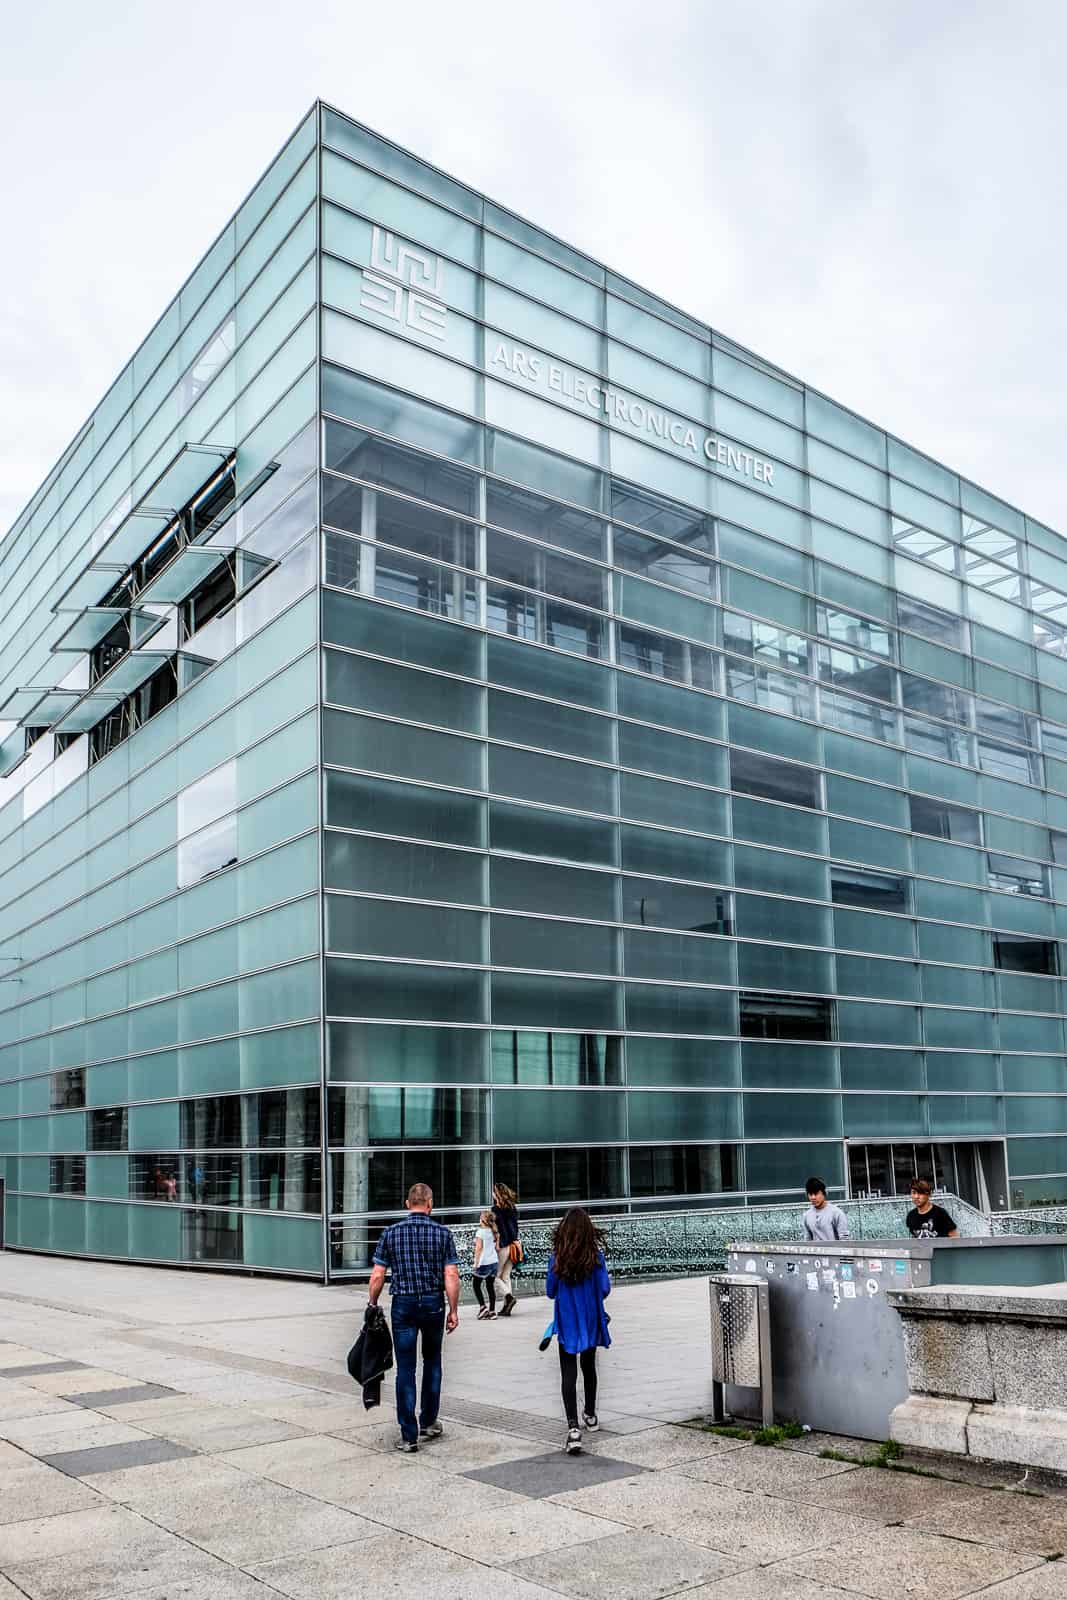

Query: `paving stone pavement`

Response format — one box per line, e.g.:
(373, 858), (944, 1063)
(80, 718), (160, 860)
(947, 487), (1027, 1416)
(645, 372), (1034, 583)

(1, 1251), (1066, 1598)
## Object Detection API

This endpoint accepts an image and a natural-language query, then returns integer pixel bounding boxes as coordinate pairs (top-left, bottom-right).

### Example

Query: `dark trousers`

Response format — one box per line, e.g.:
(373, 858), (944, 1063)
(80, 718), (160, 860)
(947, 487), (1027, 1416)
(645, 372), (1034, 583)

(472, 1271), (496, 1311)
(559, 1345), (598, 1425)
(390, 1292), (445, 1444)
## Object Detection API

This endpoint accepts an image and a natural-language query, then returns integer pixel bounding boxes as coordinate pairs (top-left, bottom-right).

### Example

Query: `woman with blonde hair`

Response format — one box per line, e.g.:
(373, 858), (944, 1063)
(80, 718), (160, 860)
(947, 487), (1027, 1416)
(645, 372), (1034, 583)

(472, 1209), (500, 1320)
(492, 1181), (521, 1316)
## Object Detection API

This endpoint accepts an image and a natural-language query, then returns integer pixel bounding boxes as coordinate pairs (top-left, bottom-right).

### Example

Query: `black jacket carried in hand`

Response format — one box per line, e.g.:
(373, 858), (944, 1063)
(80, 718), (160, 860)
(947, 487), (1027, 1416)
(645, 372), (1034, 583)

(347, 1305), (394, 1408)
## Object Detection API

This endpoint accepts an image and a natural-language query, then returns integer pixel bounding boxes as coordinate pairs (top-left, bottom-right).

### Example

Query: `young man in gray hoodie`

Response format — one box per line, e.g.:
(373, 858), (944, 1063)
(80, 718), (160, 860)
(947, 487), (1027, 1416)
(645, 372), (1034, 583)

(802, 1177), (850, 1241)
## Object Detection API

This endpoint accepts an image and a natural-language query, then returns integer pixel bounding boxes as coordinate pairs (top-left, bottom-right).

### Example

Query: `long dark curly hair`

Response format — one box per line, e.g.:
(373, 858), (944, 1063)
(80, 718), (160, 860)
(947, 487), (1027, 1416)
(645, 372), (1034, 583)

(551, 1207), (606, 1286)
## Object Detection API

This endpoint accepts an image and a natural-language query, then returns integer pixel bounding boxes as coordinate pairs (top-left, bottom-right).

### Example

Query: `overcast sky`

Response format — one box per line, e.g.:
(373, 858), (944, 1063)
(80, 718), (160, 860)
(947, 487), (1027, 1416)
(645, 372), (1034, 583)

(2, 0), (1065, 538)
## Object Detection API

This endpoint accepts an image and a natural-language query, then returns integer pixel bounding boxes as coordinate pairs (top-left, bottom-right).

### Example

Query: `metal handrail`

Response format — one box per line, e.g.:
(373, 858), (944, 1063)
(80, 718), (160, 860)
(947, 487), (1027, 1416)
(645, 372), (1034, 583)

(327, 1190), (996, 1277)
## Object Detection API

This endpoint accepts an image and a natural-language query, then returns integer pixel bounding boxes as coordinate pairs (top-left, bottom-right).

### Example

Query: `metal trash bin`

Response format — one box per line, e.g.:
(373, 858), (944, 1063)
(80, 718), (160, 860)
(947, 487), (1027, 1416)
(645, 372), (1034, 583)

(709, 1273), (773, 1428)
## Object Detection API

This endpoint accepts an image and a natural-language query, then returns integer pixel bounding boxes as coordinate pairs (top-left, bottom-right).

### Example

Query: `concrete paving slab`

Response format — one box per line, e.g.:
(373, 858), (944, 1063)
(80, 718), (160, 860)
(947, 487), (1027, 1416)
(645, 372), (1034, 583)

(216, 1432), (375, 1487)
(0, 1504), (227, 1600)
(778, 1529), (1042, 1600)
(1, 1414), (154, 1455)
(654, 1486), (887, 1564)
(20, 1368), (133, 1396)
(83, 1393), (222, 1425)
(586, 1424), (752, 1469)
(505, 1526), (743, 1598)
(138, 1410), (309, 1454)
(909, 1489), (1067, 1557)
(403, 1419), (550, 1474)
(423, 1498), (631, 1566)
(0, 1392), (82, 1426)
(682, 1572), (870, 1600)
(332, 1463), (520, 1535)
(239, 1394), (374, 1429)
(464, 1446), (646, 1500)
(780, 1431), (880, 1460)
(67, 1384), (175, 1409)
(147, 1473), (384, 1566)
(0, 1460), (104, 1524)
(677, 1444), (861, 1494)
(551, 1465), (719, 1526)
(592, 1412), (669, 1434)
(246, 1530), (498, 1599)
(216, 1443), (424, 1511)
(784, 1464), (988, 1523)
(976, 1567), (1067, 1598)
(81, 1454), (255, 1509)
(42, 1437), (196, 1477)
(0, 1361), (87, 1380)
(92, 1579), (274, 1600)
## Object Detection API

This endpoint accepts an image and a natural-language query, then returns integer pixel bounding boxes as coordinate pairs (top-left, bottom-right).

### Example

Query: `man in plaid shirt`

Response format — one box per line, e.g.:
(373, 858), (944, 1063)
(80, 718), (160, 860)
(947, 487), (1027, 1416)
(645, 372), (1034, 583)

(367, 1182), (461, 1451)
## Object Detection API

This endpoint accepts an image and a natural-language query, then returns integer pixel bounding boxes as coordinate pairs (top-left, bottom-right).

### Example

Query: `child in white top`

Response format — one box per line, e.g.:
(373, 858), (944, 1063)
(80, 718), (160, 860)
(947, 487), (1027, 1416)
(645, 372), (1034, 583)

(473, 1210), (500, 1320)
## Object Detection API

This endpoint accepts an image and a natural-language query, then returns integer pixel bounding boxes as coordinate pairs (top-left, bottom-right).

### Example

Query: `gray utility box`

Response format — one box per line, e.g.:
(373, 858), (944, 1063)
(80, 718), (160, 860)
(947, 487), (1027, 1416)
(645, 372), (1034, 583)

(725, 1236), (1067, 1441)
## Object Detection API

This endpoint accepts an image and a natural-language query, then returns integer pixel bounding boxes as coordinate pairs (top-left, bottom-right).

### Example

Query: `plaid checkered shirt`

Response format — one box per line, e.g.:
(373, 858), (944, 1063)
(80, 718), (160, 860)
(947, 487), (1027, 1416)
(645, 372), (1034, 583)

(372, 1212), (459, 1297)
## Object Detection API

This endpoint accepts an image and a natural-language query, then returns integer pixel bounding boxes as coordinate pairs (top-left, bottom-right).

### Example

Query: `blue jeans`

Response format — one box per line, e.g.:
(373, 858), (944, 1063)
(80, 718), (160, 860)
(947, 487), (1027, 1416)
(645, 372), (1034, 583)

(390, 1292), (445, 1443)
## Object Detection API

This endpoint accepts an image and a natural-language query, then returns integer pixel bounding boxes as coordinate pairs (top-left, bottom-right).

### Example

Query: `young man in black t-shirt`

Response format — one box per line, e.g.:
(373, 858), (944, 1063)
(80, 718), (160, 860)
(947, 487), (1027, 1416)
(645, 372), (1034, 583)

(906, 1176), (959, 1239)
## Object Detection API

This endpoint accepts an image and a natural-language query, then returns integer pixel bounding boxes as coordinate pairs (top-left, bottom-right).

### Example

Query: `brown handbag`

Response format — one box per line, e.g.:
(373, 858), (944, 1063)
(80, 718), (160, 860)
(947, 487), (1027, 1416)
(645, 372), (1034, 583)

(509, 1240), (524, 1265)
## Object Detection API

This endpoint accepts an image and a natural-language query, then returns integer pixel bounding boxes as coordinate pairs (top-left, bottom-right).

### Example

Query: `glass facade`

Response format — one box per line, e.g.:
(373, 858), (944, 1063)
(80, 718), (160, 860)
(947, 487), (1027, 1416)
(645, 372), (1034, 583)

(3, 102), (1067, 1276)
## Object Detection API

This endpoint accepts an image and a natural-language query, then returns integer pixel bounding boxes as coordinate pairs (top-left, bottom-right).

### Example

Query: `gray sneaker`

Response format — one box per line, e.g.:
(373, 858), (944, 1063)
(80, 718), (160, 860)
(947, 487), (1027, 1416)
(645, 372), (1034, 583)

(420, 1422), (443, 1441)
(564, 1426), (582, 1454)
(395, 1438), (419, 1453)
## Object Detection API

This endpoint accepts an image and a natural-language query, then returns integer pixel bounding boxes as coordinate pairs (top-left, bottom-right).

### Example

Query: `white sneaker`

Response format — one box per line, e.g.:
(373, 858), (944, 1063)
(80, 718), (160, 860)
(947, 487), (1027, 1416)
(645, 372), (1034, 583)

(582, 1413), (599, 1432)
(564, 1426), (582, 1454)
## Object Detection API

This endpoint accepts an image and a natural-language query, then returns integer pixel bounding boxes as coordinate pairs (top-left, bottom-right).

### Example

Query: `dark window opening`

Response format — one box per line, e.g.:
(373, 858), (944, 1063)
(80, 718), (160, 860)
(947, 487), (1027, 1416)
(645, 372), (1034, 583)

(182, 560), (236, 639)
(490, 1146), (626, 1207)
(730, 748), (820, 809)
(629, 1143), (740, 1198)
(908, 795), (982, 845)
(89, 703), (132, 765)
(993, 935), (1058, 975)
(88, 1107), (128, 1151)
(245, 1087), (321, 1148)
(189, 469), (237, 540)
(49, 1156), (86, 1195)
(740, 992), (835, 1041)
(90, 616), (131, 685)
(136, 661), (178, 723)
(831, 866), (910, 912)
(180, 1096), (242, 1149)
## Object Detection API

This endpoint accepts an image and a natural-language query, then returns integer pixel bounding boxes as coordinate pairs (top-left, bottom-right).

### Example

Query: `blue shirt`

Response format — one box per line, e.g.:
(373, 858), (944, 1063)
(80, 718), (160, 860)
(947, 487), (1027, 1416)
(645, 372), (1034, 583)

(546, 1251), (612, 1354)
(373, 1213), (459, 1297)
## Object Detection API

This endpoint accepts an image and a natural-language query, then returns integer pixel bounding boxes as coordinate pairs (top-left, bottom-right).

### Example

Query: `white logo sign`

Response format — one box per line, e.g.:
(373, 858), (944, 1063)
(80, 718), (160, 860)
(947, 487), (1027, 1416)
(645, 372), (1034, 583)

(490, 336), (776, 485)
(360, 227), (447, 342)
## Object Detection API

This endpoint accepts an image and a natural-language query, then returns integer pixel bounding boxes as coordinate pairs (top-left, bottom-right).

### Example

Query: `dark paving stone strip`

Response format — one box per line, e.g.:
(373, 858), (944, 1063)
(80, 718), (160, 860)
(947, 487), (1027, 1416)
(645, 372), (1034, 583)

(42, 1437), (197, 1477)
(69, 1383), (176, 1408)
(0, 1359), (89, 1377)
(463, 1449), (646, 1499)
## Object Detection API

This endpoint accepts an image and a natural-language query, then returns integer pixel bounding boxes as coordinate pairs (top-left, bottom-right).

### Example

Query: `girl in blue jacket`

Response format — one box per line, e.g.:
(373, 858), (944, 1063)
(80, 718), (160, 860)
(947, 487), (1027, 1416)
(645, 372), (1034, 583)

(546, 1207), (611, 1454)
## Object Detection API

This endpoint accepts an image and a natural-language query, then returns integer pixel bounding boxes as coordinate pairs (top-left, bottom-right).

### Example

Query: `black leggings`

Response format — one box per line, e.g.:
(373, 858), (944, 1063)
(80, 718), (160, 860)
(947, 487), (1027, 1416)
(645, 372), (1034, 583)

(472, 1273), (496, 1311)
(559, 1345), (598, 1425)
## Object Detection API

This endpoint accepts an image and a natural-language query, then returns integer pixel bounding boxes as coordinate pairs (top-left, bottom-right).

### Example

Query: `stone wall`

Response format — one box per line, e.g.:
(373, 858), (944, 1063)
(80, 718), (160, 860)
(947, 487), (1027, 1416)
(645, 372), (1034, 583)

(887, 1284), (1067, 1475)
